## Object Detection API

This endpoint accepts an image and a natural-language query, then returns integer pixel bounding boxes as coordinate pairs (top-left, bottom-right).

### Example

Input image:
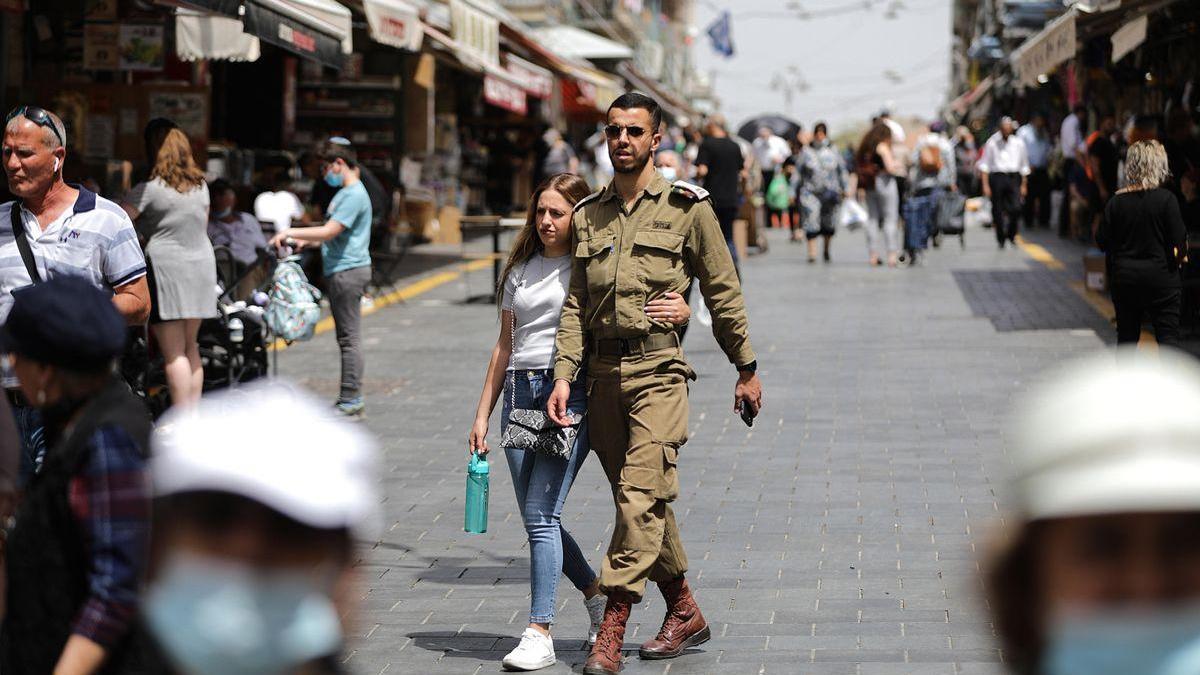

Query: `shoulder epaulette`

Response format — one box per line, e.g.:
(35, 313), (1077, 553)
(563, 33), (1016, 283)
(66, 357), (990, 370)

(671, 180), (710, 201)
(573, 190), (603, 212)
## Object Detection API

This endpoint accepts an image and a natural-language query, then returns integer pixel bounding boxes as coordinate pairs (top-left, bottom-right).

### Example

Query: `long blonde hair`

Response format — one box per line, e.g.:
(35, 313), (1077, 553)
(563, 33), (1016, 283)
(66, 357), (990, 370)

(150, 128), (206, 193)
(497, 173), (592, 307)
(1122, 139), (1170, 192)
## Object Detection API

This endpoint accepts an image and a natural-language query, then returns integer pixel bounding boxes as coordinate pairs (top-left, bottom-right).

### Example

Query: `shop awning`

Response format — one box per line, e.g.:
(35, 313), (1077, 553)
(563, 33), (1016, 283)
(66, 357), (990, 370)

(949, 75), (995, 116)
(562, 64), (624, 114)
(176, 9), (262, 62)
(171, 0), (350, 68)
(532, 25), (633, 61)
(1010, 6), (1077, 89)
(363, 0), (423, 52)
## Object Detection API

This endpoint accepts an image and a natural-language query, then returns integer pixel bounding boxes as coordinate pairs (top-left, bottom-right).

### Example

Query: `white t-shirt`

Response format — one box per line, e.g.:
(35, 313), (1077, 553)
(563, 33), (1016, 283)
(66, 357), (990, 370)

(501, 252), (572, 371)
(752, 135), (790, 171)
(253, 190), (304, 233)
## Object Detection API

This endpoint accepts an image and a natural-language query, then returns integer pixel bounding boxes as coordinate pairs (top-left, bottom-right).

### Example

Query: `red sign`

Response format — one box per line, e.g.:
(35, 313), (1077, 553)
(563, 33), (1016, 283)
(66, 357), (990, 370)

(484, 75), (527, 115)
(278, 24), (317, 54)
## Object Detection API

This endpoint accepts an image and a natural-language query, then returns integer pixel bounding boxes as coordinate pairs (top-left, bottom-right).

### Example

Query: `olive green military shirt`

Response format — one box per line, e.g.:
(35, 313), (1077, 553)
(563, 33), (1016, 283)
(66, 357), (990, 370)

(553, 172), (756, 383)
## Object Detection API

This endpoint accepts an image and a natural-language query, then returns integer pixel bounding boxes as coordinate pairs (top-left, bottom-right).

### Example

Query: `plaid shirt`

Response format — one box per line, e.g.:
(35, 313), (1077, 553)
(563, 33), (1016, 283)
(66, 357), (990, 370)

(65, 424), (151, 647)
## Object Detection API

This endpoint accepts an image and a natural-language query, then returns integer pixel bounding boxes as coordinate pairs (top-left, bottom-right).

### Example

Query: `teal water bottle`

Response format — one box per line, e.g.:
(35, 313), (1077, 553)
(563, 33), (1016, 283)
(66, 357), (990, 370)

(464, 452), (490, 534)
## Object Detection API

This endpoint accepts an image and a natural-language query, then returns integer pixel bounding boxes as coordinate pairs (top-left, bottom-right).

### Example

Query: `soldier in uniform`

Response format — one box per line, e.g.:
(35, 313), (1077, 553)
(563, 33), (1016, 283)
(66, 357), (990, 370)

(547, 92), (763, 674)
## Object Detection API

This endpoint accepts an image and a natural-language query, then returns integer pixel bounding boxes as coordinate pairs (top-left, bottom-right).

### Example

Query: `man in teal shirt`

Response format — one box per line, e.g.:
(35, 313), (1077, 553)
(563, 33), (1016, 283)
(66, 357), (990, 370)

(270, 142), (372, 416)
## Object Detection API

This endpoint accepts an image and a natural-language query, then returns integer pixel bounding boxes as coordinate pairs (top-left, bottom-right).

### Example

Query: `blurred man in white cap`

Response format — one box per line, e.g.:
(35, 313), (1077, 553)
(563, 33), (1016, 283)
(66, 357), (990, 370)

(144, 381), (378, 675)
(989, 347), (1200, 675)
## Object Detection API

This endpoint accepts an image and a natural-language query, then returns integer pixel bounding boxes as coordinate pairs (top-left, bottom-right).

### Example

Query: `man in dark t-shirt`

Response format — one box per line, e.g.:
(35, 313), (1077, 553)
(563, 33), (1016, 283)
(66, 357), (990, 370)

(1087, 116), (1120, 203)
(694, 114), (745, 264)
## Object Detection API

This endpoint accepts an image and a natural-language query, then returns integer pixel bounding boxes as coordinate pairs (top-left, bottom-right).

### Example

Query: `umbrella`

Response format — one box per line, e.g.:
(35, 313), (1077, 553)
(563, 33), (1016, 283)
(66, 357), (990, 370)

(737, 115), (802, 143)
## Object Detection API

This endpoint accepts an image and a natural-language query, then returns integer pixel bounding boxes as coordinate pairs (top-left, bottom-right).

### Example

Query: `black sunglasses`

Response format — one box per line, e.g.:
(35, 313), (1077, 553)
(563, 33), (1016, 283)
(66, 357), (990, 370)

(6, 106), (65, 147)
(605, 124), (648, 140)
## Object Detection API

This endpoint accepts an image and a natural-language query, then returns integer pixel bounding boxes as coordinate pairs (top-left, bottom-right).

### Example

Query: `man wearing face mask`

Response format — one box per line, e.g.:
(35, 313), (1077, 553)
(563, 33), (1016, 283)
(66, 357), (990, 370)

(694, 114), (745, 265)
(991, 347), (1200, 675)
(269, 141), (372, 417)
(0, 105), (150, 480)
(207, 179), (269, 300)
(547, 93), (763, 674)
(145, 380), (379, 675)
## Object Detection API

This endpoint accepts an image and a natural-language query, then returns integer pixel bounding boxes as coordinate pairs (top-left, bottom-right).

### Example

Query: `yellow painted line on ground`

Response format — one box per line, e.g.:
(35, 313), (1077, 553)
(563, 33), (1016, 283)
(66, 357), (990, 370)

(269, 257), (496, 352)
(1013, 235), (1065, 270)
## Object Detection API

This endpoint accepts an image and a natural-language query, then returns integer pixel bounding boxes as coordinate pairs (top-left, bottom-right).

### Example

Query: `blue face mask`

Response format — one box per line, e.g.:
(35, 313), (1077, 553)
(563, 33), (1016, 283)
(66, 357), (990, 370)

(144, 553), (343, 675)
(214, 207), (233, 219)
(323, 170), (344, 188)
(1042, 605), (1200, 675)
(659, 166), (678, 182)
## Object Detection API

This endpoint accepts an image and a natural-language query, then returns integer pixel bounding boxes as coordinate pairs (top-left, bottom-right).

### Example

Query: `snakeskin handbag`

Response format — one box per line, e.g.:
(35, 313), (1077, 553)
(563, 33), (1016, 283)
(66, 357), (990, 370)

(498, 263), (583, 461)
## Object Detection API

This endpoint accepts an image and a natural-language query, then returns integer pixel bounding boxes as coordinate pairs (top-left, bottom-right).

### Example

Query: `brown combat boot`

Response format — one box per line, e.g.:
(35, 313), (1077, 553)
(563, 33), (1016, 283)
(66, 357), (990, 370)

(638, 577), (711, 659)
(582, 592), (633, 675)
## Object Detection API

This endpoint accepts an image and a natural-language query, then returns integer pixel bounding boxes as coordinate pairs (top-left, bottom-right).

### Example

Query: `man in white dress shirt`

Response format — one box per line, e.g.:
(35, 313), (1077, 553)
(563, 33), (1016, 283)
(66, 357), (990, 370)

(978, 116), (1031, 248)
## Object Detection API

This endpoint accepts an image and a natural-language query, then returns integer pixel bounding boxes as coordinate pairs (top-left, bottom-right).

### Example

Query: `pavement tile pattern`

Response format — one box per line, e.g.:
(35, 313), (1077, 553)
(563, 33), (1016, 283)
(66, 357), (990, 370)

(277, 224), (1110, 674)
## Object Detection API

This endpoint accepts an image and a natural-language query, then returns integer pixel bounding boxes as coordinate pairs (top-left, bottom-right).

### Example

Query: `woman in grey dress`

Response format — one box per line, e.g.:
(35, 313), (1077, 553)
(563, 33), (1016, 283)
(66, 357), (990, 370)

(121, 123), (217, 408)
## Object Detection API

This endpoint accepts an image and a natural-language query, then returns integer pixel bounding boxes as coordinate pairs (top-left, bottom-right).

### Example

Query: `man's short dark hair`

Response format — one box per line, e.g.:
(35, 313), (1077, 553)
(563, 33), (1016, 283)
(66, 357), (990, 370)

(608, 92), (663, 133)
(209, 178), (234, 197)
(814, 122), (828, 136)
(318, 140), (358, 168)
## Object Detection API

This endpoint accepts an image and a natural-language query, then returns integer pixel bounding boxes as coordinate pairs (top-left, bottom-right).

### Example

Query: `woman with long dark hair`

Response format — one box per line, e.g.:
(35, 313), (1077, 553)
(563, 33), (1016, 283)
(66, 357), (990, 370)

(856, 123), (904, 267)
(467, 174), (691, 671)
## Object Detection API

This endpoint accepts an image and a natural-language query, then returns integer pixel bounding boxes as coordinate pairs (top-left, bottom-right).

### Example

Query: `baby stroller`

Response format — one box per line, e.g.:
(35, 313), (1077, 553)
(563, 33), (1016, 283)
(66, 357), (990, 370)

(198, 247), (275, 392)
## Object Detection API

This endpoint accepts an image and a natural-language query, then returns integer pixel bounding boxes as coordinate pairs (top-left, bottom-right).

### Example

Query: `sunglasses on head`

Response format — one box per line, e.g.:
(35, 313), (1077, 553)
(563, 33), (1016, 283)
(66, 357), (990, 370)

(6, 106), (65, 148)
(604, 124), (648, 140)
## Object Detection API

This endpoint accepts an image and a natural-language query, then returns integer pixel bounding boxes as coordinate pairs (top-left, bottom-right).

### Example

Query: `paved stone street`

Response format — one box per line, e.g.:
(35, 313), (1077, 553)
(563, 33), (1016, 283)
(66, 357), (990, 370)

(276, 224), (1111, 675)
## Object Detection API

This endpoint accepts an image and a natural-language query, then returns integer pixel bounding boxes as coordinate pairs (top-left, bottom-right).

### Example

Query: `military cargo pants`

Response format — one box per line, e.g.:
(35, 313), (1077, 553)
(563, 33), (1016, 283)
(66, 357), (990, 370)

(587, 347), (693, 600)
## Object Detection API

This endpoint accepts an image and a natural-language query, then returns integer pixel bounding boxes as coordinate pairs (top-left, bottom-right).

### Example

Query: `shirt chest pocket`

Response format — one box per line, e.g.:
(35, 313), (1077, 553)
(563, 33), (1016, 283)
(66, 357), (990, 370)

(576, 235), (616, 293)
(632, 229), (685, 290)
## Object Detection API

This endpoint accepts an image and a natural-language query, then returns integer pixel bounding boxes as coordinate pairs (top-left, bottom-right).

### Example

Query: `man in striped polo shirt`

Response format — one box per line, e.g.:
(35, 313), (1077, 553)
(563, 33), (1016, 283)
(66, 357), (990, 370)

(1, 106), (150, 476)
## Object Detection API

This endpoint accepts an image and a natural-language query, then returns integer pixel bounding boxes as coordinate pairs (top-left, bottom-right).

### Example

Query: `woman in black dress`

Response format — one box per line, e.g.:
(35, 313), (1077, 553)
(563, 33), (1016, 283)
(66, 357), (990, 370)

(1096, 140), (1187, 346)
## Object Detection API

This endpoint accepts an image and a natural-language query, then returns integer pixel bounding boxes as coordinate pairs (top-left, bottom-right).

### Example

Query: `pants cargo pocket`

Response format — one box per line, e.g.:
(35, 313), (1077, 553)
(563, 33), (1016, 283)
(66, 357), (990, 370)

(655, 443), (680, 502)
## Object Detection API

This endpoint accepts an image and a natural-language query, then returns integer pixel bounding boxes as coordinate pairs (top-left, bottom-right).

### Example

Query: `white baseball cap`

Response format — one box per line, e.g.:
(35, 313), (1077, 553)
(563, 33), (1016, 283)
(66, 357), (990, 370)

(151, 381), (380, 539)
(1010, 347), (1200, 521)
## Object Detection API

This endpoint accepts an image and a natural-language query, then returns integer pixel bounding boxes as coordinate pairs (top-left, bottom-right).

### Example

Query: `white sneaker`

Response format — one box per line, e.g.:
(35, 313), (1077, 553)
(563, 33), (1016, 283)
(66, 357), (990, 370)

(502, 627), (556, 671)
(586, 594), (607, 645)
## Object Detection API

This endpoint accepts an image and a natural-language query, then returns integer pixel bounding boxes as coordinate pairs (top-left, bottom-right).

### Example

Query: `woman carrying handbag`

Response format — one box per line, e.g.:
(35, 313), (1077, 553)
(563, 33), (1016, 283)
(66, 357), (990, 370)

(468, 173), (692, 671)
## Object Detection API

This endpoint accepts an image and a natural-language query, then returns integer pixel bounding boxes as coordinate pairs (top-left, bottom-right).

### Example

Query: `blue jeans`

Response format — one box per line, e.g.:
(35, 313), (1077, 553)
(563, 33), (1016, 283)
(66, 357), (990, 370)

(12, 402), (45, 485)
(501, 369), (597, 624)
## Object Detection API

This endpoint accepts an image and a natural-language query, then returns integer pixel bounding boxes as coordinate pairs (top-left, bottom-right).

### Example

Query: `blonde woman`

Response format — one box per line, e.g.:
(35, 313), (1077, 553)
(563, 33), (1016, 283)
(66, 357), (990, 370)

(1096, 140), (1187, 346)
(468, 174), (691, 671)
(122, 120), (217, 407)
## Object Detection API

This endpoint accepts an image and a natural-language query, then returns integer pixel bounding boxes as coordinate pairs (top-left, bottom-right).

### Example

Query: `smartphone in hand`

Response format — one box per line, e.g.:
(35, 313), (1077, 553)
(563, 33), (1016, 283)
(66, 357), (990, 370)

(738, 400), (755, 428)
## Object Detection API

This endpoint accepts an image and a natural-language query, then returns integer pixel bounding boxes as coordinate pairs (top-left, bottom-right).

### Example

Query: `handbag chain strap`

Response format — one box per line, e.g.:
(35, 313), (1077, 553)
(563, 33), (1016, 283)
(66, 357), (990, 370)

(507, 261), (529, 412)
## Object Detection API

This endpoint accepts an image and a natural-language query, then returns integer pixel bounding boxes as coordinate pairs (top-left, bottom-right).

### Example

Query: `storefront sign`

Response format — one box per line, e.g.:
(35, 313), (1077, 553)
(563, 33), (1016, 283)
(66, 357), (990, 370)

(365, 0), (423, 52)
(148, 92), (206, 139)
(1012, 9), (1076, 88)
(450, 0), (499, 67)
(505, 55), (553, 99)
(119, 24), (165, 71)
(484, 74), (527, 115)
(84, 24), (120, 70)
(1111, 14), (1148, 64)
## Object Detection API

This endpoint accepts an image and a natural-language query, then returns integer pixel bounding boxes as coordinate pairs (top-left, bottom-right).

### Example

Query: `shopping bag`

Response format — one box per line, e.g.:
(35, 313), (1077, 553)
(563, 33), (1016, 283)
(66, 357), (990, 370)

(839, 199), (868, 231)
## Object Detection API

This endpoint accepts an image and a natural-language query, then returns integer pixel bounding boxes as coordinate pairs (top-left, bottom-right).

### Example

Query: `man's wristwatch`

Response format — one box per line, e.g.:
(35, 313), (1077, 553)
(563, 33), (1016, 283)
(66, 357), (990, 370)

(736, 360), (757, 374)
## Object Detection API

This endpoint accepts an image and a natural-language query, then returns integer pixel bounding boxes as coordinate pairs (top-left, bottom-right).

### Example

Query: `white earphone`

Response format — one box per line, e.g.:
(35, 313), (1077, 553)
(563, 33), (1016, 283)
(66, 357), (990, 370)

(52, 158), (59, 172)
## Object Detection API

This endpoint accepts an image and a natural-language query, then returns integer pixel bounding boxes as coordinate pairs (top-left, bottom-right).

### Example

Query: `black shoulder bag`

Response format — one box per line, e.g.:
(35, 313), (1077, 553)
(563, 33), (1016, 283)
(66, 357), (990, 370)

(10, 202), (42, 283)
